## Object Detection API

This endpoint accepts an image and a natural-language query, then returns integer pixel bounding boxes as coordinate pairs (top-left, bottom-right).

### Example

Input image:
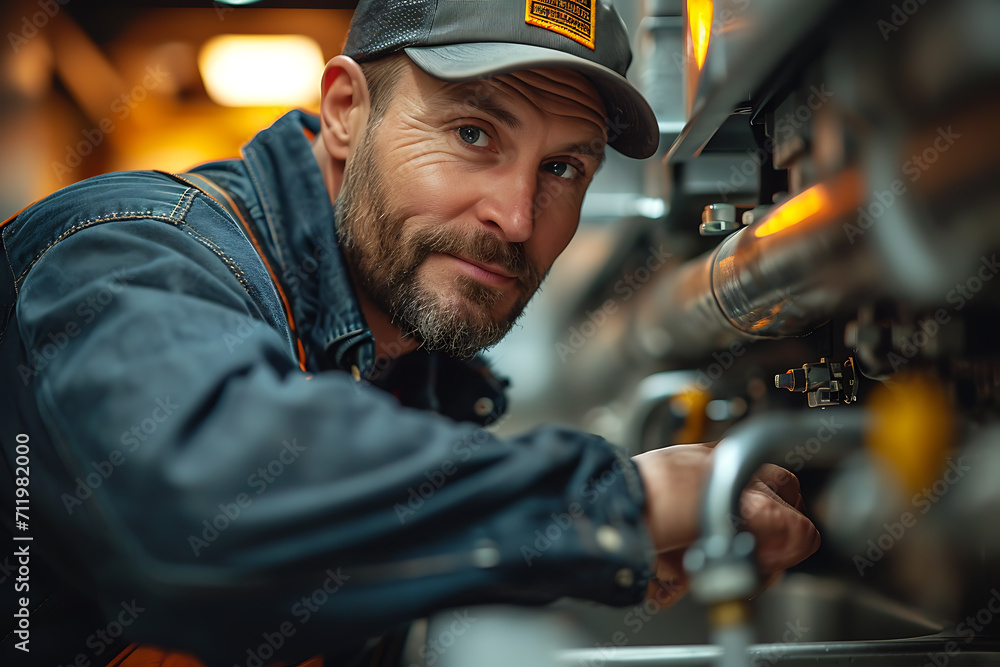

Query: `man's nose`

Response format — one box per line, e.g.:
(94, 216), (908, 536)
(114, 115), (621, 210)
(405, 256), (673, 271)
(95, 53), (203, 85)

(474, 164), (536, 244)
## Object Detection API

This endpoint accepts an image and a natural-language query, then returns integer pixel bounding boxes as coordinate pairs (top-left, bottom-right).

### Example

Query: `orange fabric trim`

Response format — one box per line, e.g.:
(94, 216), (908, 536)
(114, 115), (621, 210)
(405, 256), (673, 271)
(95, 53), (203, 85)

(181, 172), (309, 373)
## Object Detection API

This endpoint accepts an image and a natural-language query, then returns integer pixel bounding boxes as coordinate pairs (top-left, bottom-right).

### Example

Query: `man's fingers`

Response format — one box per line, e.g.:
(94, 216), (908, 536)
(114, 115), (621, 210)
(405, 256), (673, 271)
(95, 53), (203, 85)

(647, 549), (689, 606)
(740, 488), (821, 573)
(751, 463), (802, 509)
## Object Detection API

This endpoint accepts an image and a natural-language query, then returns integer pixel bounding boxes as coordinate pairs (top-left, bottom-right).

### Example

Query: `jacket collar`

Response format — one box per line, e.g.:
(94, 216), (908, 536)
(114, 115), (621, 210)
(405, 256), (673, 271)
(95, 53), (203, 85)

(238, 110), (376, 375)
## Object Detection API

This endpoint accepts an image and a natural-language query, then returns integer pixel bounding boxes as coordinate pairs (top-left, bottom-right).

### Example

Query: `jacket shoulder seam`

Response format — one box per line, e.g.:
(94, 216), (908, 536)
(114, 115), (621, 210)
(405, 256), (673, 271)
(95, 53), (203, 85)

(15, 211), (182, 286)
(14, 197), (249, 294)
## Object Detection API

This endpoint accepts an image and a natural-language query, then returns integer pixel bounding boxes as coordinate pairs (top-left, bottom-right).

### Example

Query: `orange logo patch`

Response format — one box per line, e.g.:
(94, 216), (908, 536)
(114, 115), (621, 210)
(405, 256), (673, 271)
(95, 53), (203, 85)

(525, 0), (597, 50)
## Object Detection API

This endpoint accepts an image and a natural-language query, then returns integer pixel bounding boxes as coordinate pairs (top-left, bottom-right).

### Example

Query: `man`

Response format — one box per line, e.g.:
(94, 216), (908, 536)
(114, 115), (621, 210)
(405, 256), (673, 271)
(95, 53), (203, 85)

(0, 1), (818, 665)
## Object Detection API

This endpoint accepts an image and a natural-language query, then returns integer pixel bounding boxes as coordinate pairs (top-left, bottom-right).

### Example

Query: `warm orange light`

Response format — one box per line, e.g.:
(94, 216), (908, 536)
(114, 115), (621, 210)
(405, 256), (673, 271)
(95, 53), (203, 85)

(687, 0), (714, 71)
(753, 186), (829, 238)
(753, 169), (865, 238)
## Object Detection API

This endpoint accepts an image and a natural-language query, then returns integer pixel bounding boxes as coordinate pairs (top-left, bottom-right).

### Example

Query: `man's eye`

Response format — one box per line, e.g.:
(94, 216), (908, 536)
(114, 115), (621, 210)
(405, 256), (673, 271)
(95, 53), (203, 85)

(543, 161), (579, 180)
(458, 126), (490, 147)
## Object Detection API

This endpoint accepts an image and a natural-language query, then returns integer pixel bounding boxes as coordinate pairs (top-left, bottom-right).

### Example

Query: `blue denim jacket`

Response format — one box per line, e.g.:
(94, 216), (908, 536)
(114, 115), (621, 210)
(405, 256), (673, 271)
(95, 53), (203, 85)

(0, 110), (653, 665)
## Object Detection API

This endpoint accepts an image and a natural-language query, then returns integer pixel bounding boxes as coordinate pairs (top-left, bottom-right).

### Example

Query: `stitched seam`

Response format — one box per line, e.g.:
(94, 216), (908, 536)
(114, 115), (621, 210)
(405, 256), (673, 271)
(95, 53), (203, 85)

(165, 172), (245, 237)
(16, 212), (171, 285)
(14, 214), (250, 293)
(173, 221), (251, 290)
(171, 183), (255, 290)
(168, 187), (197, 220)
(1, 234), (17, 297)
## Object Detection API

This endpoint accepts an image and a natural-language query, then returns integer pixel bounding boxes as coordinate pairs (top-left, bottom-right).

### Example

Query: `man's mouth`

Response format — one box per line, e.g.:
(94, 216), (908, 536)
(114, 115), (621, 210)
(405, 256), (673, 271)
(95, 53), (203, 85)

(445, 253), (517, 287)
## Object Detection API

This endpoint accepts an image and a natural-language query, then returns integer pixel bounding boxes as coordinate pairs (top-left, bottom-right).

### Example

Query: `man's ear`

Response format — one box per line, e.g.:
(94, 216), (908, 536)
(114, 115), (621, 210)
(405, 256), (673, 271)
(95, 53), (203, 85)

(319, 55), (371, 162)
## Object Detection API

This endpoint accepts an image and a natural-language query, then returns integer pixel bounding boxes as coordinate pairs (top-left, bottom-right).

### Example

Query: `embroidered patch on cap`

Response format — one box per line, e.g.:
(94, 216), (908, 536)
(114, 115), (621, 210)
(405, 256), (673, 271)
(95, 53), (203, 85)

(525, 0), (597, 50)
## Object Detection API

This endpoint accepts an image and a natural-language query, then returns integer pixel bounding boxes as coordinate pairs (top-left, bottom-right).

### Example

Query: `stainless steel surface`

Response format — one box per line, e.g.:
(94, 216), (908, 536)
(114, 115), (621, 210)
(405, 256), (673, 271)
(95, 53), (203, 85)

(560, 640), (1000, 666)
(434, 573), (954, 667)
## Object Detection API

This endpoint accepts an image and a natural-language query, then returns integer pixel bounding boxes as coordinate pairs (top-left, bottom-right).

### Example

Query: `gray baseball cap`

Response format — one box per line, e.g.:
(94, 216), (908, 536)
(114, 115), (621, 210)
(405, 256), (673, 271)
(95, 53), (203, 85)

(343, 0), (659, 159)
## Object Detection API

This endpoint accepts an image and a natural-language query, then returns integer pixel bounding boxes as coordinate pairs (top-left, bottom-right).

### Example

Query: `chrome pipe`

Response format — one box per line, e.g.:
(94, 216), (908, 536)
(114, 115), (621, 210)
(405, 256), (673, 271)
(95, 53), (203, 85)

(632, 171), (882, 361)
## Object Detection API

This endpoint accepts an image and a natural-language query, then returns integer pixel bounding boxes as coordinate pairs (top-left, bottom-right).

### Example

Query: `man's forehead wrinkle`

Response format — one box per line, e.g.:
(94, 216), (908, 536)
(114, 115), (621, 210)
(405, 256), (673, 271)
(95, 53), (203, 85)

(510, 69), (605, 112)
(428, 82), (523, 130)
(496, 72), (608, 138)
(481, 79), (606, 152)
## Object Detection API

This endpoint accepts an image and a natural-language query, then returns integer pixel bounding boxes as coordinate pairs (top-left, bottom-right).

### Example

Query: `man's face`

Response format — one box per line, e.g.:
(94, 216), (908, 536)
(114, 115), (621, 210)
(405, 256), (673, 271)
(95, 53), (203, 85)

(336, 60), (607, 358)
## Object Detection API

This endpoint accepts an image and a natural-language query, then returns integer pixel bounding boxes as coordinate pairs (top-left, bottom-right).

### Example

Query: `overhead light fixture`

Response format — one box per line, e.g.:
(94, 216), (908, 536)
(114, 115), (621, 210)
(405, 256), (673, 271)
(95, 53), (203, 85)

(198, 34), (325, 107)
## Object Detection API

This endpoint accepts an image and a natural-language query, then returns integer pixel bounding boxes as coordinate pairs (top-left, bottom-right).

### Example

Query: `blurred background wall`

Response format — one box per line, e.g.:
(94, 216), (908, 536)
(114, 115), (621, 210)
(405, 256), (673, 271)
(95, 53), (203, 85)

(0, 1), (356, 218)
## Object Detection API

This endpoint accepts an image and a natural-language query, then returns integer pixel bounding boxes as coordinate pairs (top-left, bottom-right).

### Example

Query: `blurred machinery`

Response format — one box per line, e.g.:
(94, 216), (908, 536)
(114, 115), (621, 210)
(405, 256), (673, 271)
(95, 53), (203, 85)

(533, 0), (1000, 664)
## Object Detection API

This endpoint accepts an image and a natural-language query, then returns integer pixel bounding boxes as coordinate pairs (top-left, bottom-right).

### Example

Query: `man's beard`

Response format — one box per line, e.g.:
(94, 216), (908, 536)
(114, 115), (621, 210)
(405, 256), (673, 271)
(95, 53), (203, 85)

(335, 126), (543, 359)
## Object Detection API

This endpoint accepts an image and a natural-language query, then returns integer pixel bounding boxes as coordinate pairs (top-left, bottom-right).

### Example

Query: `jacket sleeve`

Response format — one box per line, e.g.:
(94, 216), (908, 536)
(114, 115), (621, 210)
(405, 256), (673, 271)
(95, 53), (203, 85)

(10, 214), (655, 663)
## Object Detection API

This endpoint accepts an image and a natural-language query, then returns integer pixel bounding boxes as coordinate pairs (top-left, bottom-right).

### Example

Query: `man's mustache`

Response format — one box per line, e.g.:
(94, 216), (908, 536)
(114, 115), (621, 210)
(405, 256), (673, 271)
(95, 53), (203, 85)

(412, 227), (540, 289)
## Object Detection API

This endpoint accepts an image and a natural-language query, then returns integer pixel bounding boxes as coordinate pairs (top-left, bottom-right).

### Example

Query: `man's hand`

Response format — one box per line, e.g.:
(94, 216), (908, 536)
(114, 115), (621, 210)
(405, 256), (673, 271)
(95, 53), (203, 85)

(632, 443), (820, 606)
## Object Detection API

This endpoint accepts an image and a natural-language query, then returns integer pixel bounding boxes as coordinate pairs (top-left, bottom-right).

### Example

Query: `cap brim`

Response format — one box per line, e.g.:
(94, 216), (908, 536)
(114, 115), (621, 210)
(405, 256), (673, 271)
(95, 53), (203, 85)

(404, 43), (659, 159)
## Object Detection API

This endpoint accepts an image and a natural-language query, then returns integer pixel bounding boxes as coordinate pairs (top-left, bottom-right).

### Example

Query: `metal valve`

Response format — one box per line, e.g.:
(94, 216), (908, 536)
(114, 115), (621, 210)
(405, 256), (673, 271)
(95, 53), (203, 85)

(776, 357), (858, 408)
(699, 203), (743, 236)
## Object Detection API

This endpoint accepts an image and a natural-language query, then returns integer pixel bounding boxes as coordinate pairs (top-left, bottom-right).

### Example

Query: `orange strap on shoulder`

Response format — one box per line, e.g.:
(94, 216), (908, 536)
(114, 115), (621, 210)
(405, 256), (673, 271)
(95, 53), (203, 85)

(173, 171), (309, 373)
